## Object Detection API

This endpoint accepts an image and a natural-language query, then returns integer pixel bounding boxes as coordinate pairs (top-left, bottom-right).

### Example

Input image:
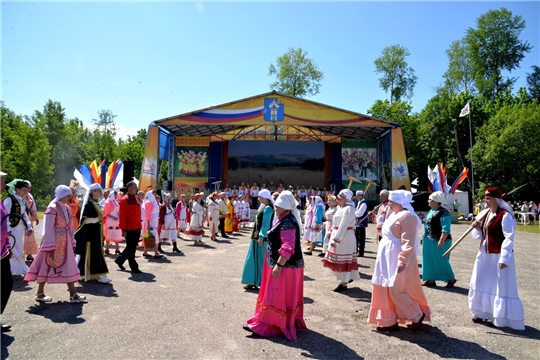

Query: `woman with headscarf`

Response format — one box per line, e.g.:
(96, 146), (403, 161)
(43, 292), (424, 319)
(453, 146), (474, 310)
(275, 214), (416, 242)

(74, 183), (112, 284)
(318, 195), (338, 258)
(241, 189), (274, 290)
(302, 197), (314, 242)
(23, 181), (39, 261)
(241, 195), (250, 228)
(24, 185), (87, 303)
(244, 191), (306, 341)
(421, 191), (456, 288)
(322, 189), (360, 292)
(103, 191), (122, 255)
(68, 186), (81, 233)
(159, 192), (182, 253)
(225, 196), (235, 235)
(303, 196), (325, 256)
(207, 192), (220, 242)
(469, 187), (524, 330)
(142, 191), (164, 258)
(185, 192), (205, 245)
(368, 190), (430, 332)
(4, 179), (33, 276)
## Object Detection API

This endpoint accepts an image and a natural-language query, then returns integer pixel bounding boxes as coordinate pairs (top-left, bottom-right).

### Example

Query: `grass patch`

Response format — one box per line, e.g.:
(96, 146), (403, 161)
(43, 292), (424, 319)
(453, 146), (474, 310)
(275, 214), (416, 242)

(516, 223), (540, 234)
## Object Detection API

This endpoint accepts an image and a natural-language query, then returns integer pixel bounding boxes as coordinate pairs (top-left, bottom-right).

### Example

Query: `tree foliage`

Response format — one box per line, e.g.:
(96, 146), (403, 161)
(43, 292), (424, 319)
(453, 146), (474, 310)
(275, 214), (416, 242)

(374, 45), (418, 103)
(526, 65), (540, 101)
(442, 39), (475, 95)
(465, 8), (532, 100)
(268, 47), (324, 97)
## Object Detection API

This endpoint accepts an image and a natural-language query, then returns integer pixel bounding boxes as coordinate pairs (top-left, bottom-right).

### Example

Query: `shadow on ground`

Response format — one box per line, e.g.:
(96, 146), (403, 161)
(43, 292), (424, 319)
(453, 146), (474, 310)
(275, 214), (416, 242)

(1, 333), (14, 359)
(26, 302), (86, 324)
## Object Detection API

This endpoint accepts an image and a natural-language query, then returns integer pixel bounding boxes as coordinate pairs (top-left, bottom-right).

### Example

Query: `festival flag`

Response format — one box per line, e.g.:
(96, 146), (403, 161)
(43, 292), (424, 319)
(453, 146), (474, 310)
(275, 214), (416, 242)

(89, 160), (100, 184)
(112, 161), (124, 189)
(427, 165), (435, 193)
(73, 168), (91, 189)
(459, 102), (470, 117)
(100, 160), (108, 188)
(432, 165), (441, 192)
(449, 168), (469, 194)
(79, 164), (94, 186)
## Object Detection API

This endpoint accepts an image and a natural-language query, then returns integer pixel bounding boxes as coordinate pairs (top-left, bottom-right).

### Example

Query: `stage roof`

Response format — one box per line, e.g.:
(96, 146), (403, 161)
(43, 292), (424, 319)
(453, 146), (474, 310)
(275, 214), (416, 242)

(153, 91), (398, 141)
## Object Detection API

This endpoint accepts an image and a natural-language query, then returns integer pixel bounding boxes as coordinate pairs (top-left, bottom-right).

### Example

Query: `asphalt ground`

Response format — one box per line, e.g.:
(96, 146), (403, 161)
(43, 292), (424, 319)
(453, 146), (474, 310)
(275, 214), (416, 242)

(1, 221), (539, 360)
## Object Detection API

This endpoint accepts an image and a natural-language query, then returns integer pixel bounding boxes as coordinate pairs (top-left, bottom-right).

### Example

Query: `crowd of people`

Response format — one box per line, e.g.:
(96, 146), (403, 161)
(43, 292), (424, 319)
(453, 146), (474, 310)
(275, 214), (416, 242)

(0, 170), (526, 337)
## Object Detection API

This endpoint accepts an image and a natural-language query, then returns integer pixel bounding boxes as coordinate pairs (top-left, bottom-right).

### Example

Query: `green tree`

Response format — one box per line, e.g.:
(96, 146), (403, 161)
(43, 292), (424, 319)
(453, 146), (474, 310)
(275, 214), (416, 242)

(442, 39), (475, 95)
(526, 65), (540, 101)
(374, 45), (418, 103)
(115, 129), (147, 178)
(268, 47), (324, 97)
(465, 8), (532, 100)
(472, 102), (540, 200)
(93, 109), (117, 136)
(0, 102), (54, 204)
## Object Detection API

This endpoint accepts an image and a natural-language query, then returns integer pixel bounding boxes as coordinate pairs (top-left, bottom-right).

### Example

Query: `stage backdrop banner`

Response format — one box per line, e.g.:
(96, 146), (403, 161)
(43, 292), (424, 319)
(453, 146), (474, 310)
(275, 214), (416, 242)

(391, 127), (411, 190)
(173, 137), (210, 196)
(139, 125), (160, 192)
(341, 139), (378, 202)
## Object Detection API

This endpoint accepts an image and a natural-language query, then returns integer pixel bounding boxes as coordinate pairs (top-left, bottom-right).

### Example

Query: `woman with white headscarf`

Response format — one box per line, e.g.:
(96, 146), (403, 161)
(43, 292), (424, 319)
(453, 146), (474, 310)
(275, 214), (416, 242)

(24, 185), (87, 303)
(322, 189), (360, 292)
(241, 189), (274, 290)
(469, 187), (524, 330)
(74, 183), (112, 284)
(421, 191), (456, 288)
(304, 196), (325, 256)
(159, 192), (182, 253)
(142, 191), (164, 258)
(185, 192), (205, 245)
(368, 190), (430, 332)
(206, 192), (220, 241)
(244, 191), (307, 341)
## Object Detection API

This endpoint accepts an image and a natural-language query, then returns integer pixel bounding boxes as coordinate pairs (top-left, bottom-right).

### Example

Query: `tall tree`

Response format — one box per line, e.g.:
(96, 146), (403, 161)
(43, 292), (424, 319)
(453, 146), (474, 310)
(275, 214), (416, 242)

(442, 39), (475, 95)
(526, 65), (540, 101)
(268, 47), (324, 97)
(373, 45), (418, 103)
(465, 8), (532, 100)
(93, 109), (117, 136)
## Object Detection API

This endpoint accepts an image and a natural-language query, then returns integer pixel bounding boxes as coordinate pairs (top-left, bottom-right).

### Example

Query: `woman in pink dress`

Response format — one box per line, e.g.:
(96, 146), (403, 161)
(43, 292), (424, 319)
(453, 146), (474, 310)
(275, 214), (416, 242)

(24, 185), (87, 303)
(368, 190), (430, 331)
(244, 191), (307, 341)
(103, 191), (122, 255)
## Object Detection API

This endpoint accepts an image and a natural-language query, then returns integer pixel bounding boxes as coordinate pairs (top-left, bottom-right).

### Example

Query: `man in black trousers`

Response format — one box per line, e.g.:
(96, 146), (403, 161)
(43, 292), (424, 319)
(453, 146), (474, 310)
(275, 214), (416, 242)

(116, 181), (143, 274)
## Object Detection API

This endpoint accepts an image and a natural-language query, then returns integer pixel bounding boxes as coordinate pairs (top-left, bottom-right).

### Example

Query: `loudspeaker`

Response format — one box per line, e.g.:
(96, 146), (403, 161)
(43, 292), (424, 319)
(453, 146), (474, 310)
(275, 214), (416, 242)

(417, 163), (428, 192)
(123, 161), (135, 185)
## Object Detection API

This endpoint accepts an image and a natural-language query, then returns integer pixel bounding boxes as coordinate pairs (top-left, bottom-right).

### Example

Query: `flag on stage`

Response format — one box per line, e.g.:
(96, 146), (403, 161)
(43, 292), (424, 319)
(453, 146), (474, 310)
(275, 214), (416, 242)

(449, 168), (469, 194)
(459, 102), (470, 117)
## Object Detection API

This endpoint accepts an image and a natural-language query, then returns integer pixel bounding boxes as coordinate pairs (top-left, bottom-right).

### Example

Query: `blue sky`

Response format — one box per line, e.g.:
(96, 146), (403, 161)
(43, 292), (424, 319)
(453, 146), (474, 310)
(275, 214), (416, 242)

(3, 1), (538, 140)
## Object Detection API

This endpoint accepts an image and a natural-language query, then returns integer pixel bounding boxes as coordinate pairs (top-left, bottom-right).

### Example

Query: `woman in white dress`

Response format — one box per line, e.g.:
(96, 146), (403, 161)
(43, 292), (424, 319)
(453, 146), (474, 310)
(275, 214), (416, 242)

(4, 180), (33, 276)
(206, 193), (220, 241)
(103, 192), (122, 255)
(185, 193), (205, 245)
(319, 195), (338, 258)
(469, 187), (525, 330)
(322, 189), (361, 292)
(159, 193), (182, 254)
(241, 196), (250, 227)
(175, 194), (187, 238)
(142, 192), (163, 258)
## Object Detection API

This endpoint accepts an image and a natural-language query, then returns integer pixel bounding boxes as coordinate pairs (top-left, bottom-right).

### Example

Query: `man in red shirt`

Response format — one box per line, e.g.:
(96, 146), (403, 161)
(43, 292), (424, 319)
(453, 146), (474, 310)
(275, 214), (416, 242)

(115, 181), (143, 273)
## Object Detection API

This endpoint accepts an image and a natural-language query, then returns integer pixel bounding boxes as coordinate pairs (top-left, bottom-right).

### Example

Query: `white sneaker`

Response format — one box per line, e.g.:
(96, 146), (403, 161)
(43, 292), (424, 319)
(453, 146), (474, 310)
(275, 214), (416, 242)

(98, 275), (112, 284)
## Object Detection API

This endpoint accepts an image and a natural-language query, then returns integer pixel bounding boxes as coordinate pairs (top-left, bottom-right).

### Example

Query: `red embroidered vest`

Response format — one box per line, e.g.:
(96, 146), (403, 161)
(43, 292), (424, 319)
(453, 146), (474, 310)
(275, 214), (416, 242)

(481, 208), (507, 254)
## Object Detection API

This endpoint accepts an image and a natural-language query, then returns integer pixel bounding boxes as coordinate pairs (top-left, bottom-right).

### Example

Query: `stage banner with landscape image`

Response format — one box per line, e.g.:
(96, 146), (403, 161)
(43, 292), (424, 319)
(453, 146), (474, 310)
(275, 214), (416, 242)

(173, 137), (210, 196)
(341, 139), (378, 202)
(391, 127), (411, 191)
(139, 125), (160, 192)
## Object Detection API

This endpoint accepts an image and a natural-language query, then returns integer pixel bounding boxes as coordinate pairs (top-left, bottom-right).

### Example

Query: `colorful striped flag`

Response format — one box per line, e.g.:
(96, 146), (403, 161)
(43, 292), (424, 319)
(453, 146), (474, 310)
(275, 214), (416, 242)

(449, 168), (469, 195)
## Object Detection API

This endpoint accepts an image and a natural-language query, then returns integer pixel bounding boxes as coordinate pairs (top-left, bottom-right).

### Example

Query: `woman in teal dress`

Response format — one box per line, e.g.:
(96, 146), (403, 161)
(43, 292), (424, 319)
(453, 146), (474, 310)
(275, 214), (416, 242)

(421, 191), (457, 288)
(241, 189), (274, 290)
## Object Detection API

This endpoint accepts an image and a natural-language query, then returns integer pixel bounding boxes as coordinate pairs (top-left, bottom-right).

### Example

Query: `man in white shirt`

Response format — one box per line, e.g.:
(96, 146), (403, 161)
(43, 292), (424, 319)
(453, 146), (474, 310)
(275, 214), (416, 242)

(218, 193), (230, 238)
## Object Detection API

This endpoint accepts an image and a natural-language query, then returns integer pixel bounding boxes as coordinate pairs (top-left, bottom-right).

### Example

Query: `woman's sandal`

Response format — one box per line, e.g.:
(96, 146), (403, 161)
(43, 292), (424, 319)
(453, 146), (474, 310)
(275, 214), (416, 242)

(105, 249), (110, 255)
(70, 293), (88, 303)
(35, 293), (53, 303)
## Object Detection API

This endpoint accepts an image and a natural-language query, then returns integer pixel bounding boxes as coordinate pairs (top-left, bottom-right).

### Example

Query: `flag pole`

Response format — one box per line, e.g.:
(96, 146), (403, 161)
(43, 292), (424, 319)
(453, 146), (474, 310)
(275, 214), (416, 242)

(468, 106), (474, 197)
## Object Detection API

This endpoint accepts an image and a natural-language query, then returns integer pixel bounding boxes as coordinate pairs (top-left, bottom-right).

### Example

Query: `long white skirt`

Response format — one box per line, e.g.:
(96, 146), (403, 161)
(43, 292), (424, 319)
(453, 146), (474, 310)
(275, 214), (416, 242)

(9, 222), (29, 275)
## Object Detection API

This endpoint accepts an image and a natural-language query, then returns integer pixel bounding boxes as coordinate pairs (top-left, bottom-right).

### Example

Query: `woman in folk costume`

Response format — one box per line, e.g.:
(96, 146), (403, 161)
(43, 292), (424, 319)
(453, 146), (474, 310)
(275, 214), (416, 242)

(225, 196), (235, 234)
(311, 195), (338, 258)
(368, 190), (430, 332)
(176, 194), (187, 237)
(244, 191), (306, 341)
(24, 185), (87, 303)
(68, 186), (81, 233)
(159, 193), (182, 254)
(74, 183), (112, 284)
(322, 189), (360, 292)
(469, 187), (524, 330)
(142, 191), (164, 258)
(303, 196), (325, 256)
(23, 181), (39, 261)
(232, 196), (240, 232)
(207, 193), (220, 241)
(302, 197), (314, 242)
(185, 192), (205, 245)
(103, 191), (122, 255)
(241, 189), (274, 290)
(241, 196), (250, 228)
(4, 180), (33, 275)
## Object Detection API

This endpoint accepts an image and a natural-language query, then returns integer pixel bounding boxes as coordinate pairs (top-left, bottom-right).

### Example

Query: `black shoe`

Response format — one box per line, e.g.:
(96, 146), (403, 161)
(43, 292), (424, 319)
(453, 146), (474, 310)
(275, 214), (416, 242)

(131, 269), (143, 274)
(472, 317), (487, 323)
(223, 235), (230, 238)
(143, 253), (151, 257)
(303, 251), (312, 256)
(376, 323), (399, 332)
(114, 258), (125, 271)
(333, 284), (348, 293)
(154, 254), (164, 259)
(157, 244), (164, 253)
(318, 253), (325, 257)
(1, 324), (11, 332)
(242, 324), (252, 333)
